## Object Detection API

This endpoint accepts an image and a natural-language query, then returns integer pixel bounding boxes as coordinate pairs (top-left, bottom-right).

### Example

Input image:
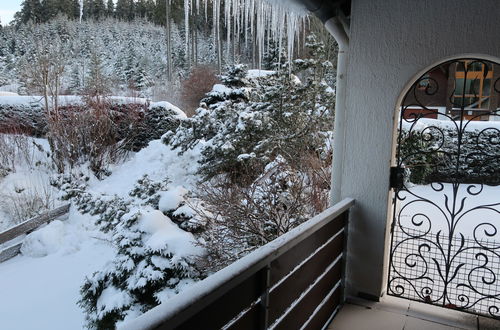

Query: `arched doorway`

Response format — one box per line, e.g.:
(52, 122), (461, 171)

(387, 58), (500, 319)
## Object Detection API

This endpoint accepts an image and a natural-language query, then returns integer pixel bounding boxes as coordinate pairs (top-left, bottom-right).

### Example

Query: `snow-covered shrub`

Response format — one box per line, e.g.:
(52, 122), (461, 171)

(400, 123), (500, 185)
(21, 220), (65, 257)
(0, 102), (47, 137)
(165, 35), (335, 183)
(78, 209), (201, 329)
(72, 176), (202, 329)
(161, 35), (335, 271)
(125, 102), (185, 152)
(48, 103), (124, 176)
(0, 134), (56, 225)
(196, 156), (323, 272)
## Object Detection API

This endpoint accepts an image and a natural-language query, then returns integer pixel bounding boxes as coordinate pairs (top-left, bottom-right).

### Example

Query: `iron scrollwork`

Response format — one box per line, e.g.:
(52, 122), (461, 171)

(388, 59), (500, 319)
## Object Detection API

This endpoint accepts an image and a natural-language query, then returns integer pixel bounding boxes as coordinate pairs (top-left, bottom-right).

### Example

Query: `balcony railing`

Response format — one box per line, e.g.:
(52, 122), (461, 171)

(120, 198), (355, 330)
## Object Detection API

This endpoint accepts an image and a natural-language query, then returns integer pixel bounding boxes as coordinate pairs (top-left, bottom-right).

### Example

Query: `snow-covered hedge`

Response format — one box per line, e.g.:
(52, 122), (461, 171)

(0, 96), (183, 141)
(401, 119), (500, 185)
(0, 102), (46, 136)
(126, 102), (186, 152)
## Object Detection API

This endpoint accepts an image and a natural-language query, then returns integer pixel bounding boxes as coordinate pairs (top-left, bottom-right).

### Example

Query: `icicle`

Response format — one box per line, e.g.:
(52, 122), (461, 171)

(204, 0), (208, 22)
(79, 0), (83, 23)
(185, 0), (191, 65)
(190, 0), (308, 69)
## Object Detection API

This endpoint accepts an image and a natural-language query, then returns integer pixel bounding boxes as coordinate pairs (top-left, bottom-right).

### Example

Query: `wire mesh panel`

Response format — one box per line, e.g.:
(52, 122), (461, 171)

(388, 59), (500, 319)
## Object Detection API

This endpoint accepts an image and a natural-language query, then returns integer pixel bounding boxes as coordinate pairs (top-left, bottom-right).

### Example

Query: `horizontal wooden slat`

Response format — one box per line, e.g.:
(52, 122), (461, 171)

(0, 204), (70, 245)
(0, 242), (22, 262)
(270, 211), (346, 286)
(163, 268), (266, 330)
(272, 258), (342, 330)
(268, 231), (344, 324)
(225, 302), (261, 330)
(302, 285), (342, 330)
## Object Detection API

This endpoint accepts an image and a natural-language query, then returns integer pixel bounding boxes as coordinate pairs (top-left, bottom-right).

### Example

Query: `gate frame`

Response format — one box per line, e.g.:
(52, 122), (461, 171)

(382, 54), (500, 302)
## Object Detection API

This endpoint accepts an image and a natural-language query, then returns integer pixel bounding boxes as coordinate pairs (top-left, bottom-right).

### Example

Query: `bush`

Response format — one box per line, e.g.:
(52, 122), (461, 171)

(0, 102), (47, 137)
(400, 124), (500, 185)
(126, 102), (184, 152)
(166, 54), (334, 184)
(180, 65), (219, 117)
(0, 99), (183, 176)
(196, 156), (329, 272)
(0, 133), (55, 226)
(72, 176), (201, 329)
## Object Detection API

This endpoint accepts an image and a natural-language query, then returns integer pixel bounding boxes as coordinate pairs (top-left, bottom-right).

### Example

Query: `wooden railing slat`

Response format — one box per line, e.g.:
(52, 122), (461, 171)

(0, 242), (22, 263)
(302, 285), (342, 330)
(268, 230), (345, 324)
(272, 257), (343, 330)
(270, 212), (347, 286)
(0, 204), (70, 246)
(159, 268), (267, 330)
(224, 303), (261, 330)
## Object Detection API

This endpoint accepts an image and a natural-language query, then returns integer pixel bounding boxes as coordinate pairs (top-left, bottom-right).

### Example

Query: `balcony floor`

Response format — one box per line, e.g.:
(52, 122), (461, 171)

(328, 296), (500, 330)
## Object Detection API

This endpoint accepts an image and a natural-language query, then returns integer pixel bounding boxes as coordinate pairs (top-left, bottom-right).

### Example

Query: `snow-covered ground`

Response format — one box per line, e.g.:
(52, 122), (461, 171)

(0, 132), (203, 329)
(396, 183), (500, 239)
(0, 95), (148, 106)
(0, 209), (115, 330)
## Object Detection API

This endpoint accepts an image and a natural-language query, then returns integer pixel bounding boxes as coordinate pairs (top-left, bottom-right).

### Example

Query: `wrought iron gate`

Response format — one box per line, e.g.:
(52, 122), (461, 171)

(387, 59), (500, 319)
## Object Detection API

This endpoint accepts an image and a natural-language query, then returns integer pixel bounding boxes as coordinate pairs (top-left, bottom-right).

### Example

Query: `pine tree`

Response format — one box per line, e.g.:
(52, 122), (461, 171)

(82, 0), (93, 20)
(85, 51), (110, 99)
(92, 0), (106, 19)
(134, 59), (150, 92)
(106, 0), (114, 17)
(17, 0), (44, 24)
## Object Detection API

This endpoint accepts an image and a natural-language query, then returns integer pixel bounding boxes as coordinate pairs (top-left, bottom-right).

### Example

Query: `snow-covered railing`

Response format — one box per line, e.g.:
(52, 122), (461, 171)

(121, 198), (355, 330)
(0, 204), (70, 262)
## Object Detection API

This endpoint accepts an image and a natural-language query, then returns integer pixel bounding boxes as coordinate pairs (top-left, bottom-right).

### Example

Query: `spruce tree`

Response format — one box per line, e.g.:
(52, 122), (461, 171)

(92, 0), (106, 19)
(17, 0), (44, 24)
(165, 34), (335, 183)
(106, 0), (114, 17)
(85, 51), (110, 99)
(77, 178), (201, 329)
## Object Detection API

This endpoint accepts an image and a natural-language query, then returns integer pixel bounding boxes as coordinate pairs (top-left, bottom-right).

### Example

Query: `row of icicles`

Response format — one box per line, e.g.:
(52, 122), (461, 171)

(76, 0), (310, 68)
(181, 0), (309, 68)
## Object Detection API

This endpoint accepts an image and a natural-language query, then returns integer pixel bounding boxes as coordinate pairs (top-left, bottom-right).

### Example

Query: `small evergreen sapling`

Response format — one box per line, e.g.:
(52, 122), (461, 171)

(76, 176), (202, 329)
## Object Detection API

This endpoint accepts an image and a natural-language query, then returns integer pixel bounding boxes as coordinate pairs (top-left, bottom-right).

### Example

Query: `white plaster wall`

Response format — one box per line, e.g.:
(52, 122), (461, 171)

(342, 0), (500, 298)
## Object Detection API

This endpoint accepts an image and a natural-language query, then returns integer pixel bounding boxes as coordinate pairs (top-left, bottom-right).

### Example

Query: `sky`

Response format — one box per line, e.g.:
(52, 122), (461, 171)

(0, 0), (22, 26)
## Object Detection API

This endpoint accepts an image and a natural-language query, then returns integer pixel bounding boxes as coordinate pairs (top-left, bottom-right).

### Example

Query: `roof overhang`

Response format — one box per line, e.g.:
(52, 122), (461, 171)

(294, 0), (351, 23)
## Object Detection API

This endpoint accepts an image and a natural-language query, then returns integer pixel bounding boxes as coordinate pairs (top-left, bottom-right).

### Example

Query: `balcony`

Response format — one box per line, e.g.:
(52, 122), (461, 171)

(121, 198), (353, 330)
(119, 196), (500, 330)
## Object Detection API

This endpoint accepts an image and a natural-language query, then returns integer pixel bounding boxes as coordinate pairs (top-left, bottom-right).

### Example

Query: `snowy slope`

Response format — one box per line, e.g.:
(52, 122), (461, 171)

(0, 133), (203, 329)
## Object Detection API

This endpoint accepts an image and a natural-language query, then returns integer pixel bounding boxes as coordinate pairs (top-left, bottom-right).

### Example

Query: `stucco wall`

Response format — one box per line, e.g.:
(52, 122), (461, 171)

(342, 0), (500, 298)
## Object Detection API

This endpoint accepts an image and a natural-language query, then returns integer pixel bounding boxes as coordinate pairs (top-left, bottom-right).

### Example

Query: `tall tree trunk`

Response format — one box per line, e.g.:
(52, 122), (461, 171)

(165, 0), (172, 81)
(193, 19), (198, 65)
